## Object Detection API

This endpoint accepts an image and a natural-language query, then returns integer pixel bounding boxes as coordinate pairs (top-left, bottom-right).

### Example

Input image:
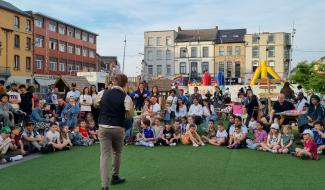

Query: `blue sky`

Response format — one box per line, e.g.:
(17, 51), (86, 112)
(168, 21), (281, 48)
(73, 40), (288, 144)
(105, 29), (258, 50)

(7, 0), (325, 76)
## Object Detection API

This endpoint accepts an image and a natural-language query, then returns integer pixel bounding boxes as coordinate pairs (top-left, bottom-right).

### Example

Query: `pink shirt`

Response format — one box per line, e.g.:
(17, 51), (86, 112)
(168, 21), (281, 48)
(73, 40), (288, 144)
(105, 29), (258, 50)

(254, 130), (267, 143)
(232, 104), (244, 116)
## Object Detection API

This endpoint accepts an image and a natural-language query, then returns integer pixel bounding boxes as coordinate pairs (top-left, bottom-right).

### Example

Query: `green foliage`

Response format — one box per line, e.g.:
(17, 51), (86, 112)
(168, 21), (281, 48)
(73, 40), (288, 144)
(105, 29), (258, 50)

(290, 61), (325, 94)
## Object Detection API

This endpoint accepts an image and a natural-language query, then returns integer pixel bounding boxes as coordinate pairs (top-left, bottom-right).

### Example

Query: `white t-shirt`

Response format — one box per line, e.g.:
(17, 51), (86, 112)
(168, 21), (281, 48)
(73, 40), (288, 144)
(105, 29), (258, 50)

(175, 105), (187, 118)
(46, 131), (60, 143)
(66, 90), (81, 100)
(216, 130), (228, 138)
(7, 91), (21, 109)
(203, 105), (215, 117)
(229, 124), (248, 136)
(91, 93), (97, 104)
(167, 96), (178, 112)
(189, 104), (203, 116)
(295, 98), (307, 112)
(79, 94), (92, 112)
(152, 103), (161, 113)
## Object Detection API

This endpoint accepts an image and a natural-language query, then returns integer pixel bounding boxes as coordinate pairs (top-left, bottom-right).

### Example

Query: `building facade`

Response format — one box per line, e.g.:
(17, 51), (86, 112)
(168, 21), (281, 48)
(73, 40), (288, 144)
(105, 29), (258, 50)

(144, 30), (176, 80)
(174, 27), (218, 81)
(33, 12), (98, 77)
(244, 32), (291, 84)
(214, 29), (246, 84)
(0, 0), (33, 83)
(96, 54), (118, 73)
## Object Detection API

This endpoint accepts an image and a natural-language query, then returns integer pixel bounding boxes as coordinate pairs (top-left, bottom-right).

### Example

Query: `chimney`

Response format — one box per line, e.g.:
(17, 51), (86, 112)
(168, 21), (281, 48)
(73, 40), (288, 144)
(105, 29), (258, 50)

(177, 26), (181, 32)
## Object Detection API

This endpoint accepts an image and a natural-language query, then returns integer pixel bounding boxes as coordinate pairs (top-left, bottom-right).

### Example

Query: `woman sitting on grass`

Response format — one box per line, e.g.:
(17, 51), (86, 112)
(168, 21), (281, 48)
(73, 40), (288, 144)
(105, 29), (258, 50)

(135, 118), (155, 148)
(246, 122), (267, 150)
(294, 129), (318, 160)
(202, 120), (216, 143)
(182, 124), (205, 147)
(260, 123), (281, 153)
(278, 125), (294, 154)
(209, 123), (228, 146)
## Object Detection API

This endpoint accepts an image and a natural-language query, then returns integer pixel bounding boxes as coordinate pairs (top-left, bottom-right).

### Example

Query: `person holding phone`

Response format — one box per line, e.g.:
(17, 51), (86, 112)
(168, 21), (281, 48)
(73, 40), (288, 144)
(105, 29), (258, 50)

(79, 87), (92, 119)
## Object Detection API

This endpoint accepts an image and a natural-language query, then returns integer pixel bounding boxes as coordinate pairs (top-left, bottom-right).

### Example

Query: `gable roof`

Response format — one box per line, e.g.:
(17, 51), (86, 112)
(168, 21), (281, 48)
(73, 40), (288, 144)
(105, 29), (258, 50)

(175, 28), (218, 42)
(215, 29), (246, 43)
(0, 0), (31, 17)
(55, 76), (91, 92)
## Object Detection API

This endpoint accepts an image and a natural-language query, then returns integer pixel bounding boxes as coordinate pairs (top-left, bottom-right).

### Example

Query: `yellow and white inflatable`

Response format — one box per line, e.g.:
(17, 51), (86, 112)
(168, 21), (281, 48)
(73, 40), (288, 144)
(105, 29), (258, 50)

(250, 60), (283, 86)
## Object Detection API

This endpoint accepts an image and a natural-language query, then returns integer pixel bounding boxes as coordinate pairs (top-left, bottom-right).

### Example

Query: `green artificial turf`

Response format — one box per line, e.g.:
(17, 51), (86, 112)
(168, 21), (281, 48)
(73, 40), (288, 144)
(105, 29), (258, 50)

(0, 145), (325, 190)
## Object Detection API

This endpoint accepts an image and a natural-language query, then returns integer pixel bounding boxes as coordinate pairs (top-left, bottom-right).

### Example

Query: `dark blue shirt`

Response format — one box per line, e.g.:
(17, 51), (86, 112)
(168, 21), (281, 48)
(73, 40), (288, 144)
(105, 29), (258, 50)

(143, 128), (154, 139)
(312, 129), (325, 146)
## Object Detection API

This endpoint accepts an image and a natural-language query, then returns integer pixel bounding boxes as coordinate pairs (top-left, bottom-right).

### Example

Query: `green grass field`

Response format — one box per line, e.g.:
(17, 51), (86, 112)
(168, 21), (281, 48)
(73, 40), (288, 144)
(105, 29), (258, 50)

(0, 144), (325, 190)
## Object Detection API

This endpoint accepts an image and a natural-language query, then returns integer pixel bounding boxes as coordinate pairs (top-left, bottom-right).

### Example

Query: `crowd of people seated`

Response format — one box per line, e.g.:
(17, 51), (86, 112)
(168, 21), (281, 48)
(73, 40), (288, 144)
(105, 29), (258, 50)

(1, 78), (325, 164)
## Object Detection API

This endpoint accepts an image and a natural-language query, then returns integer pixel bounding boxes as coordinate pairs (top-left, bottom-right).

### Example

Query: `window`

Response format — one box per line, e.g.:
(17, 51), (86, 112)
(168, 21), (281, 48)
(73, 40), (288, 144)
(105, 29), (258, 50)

(252, 60), (259, 72)
(252, 46), (259, 58)
(26, 37), (31, 50)
(235, 61), (240, 78)
(35, 35), (44, 48)
(219, 46), (224, 56)
(50, 58), (58, 71)
(26, 19), (31, 31)
(268, 60), (275, 69)
(14, 16), (19, 28)
(156, 37), (162, 46)
(148, 65), (153, 75)
(285, 34), (290, 45)
(26, 57), (31, 71)
(89, 49), (95, 58)
(180, 47), (187, 58)
(252, 35), (259, 44)
(59, 41), (66, 52)
(89, 35), (95, 43)
(82, 32), (88, 41)
(59, 59), (66, 71)
(227, 61), (232, 78)
(35, 17), (43, 28)
(202, 62), (209, 73)
(36, 55), (44, 69)
(267, 46), (275, 57)
(59, 25), (65, 35)
(218, 61), (225, 73)
(180, 62), (186, 74)
(166, 65), (171, 75)
(227, 46), (233, 56)
(14, 55), (20, 70)
(166, 49), (171, 60)
(203, 47), (209, 57)
(156, 50), (163, 60)
(67, 43), (74, 53)
(157, 65), (162, 75)
(75, 46), (81, 55)
(75, 64), (80, 72)
(267, 34), (274, 43)
(148, 37), (154, 46)
(68, 61), (74, 72)
(191, 47), (197, 58)
(67, 27), (74, 37)
(49, 39), (57, 50)
(14, 35), (20, 48)
(49, 22), (57, 32)
(147, 50), (153, 61)
(166, 36), (172, 46)
(284, 47), (290, 59)
(235, 46), (241, 56)
(82, 47), (88, 57)
(75, 30), (81, 39)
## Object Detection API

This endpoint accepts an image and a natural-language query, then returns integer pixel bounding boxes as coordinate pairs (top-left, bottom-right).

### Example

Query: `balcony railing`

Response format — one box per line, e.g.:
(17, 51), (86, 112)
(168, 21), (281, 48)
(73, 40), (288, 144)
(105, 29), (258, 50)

(0, 67), (11, 78)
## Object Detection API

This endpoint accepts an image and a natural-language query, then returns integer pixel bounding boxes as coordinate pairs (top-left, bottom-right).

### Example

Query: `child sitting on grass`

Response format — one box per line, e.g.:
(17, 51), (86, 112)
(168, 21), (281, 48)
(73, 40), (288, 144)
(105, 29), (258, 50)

(278, 125), (294, 154)
(46, 123), (69, 151)
(209, 123), (228, 146)
(135, 118), (155, 147)
(88, 121), (99, 143)
(70, 126), (91, 146)
(202, 120), (216, 143)
(152, 118), (163, 143)
(10, 126), (26, 155)
(180, 116), (187, 134)
(260, 123), (281, 153)
(21, 122), (44, 153)
(158, 123), (177, 146)
(186, 116), (197, 131)
(312, 121), (325, 154)
(246, 122), (267, 150)
(294, 129), (318, 160)
(173, 120), (182, 143)
(0, 127), (24, 164)
(60, 126), (73, 148)
(227, 125), (244, 149)
(181, 124), (205, 147)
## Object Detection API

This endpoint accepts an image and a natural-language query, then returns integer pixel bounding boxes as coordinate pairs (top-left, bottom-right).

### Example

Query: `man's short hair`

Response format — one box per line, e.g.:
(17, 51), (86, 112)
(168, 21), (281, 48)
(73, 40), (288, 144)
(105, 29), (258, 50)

(142, 118), (151, 127)
(71, 83), (77, 87)
(314, 121), (324, 127)
(0, 80), (5, 85)
(112, 74), (128, 88)
(50, 122), (58, 128)
(19, 84), (26, 89)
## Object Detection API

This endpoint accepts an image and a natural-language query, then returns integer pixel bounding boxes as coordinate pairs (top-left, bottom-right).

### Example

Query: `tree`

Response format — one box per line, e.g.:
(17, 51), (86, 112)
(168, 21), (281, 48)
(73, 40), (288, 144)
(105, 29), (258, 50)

(290, 61), (325, 95)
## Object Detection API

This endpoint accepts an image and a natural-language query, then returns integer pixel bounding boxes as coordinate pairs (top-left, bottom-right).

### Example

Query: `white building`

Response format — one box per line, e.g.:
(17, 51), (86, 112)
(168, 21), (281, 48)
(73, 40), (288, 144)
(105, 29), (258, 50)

(143, 30), (177, 80)
(174, 27), (218, 81)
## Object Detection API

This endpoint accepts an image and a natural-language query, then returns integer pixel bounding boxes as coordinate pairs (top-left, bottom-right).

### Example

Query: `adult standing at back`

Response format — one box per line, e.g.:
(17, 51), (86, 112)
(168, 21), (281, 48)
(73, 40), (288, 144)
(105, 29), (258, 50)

(96, 74), (133, 190)
(66, 83), (80, 102)
(130, 82), (150, 111)
(19, 85), (34, 117)
(189, 87), (202, 106)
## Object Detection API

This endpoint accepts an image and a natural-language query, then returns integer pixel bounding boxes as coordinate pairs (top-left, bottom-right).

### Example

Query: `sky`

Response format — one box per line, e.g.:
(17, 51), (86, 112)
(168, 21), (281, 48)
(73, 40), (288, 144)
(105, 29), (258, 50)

(7, 0), (325, 76)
